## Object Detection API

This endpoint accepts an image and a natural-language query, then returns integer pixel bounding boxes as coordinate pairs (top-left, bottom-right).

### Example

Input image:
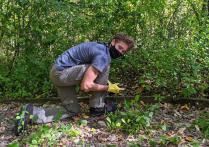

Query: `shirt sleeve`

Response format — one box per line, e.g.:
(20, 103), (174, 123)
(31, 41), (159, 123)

(91, 48), (109, 73)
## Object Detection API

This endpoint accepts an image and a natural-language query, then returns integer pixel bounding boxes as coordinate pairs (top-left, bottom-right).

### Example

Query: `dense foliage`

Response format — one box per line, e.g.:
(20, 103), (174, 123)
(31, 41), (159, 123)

(0, 0), (208, 99)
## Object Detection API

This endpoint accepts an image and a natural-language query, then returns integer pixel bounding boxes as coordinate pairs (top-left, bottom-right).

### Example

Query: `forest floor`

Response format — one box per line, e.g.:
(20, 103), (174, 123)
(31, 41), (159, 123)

(0, 100), (209, 146)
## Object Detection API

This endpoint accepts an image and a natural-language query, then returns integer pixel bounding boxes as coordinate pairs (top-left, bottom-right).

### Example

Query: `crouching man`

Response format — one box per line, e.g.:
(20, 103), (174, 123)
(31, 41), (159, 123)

(15, 33), (134, 135)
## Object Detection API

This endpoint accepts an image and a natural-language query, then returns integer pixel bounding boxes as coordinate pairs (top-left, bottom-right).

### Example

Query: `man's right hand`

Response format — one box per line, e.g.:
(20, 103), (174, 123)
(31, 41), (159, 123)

(107, 81), (125, 94)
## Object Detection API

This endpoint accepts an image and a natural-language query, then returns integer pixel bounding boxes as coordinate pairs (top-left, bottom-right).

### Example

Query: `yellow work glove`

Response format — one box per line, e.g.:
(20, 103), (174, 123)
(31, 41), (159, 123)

(107, 81), (124, 94)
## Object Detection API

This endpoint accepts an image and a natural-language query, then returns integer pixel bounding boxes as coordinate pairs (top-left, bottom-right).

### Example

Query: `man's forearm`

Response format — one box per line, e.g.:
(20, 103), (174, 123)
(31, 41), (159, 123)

(88, 83), (108, 92)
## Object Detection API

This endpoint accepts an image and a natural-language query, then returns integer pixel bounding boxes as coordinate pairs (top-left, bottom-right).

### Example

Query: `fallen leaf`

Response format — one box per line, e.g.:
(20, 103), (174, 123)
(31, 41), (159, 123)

(136, 86), (144, 94)
(97, 132), (109, 142)
(73, 116), (80, 122)
(166, 131), (175, 137)
(161, 103), (172, 109)
(82, 114), (89, 119)
(177, 127), (186, 135)
(174, 110), (181, 117)
(73, 138), (80, 144)
(91, 128), (96, 133)
(185, 136), (193, 142)
(160, 120), (165, 124)
(140, 101), (145, 106)
(97, 120), (106, 128)
(195, 125), (200, 132)
(126, 135), (137, 142)
(180, 104), (190, 112)
(107, 134), (117, 142)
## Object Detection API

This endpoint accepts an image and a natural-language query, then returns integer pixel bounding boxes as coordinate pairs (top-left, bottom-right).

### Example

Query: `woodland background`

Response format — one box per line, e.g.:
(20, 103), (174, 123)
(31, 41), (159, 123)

(0, 0), (208, 100)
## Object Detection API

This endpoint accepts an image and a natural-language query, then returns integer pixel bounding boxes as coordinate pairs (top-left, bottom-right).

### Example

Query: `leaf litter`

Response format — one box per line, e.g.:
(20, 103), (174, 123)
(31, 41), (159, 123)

(0, 101), (209, 146)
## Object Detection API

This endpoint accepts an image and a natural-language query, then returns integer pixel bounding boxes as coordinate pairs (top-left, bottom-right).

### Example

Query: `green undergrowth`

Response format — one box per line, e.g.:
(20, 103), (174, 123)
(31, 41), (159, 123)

(9, 123), (83, 146)
(106, 95), (160, 134)
(193, 111), (209, 139)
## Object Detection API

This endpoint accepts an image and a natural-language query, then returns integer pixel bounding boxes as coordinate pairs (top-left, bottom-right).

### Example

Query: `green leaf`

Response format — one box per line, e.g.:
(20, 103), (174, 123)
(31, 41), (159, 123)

(78, 119), (88, 126)
(106, 117), (112, 123)
(8, 142), (20, 147)
(121, 118), (126, 124)
(149, 112), (154, 117)
(29, 115), (34, 119)
(32, 139), (38, 145)
(16, 116), (21, 119)
(161, 124), (167, 131)
(68, 129), (80, 137)
(116, 122), (121, 127)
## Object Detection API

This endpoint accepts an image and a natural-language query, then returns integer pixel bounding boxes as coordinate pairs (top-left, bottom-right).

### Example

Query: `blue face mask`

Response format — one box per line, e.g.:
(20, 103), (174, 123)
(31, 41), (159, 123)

(109, 45), (123, 59)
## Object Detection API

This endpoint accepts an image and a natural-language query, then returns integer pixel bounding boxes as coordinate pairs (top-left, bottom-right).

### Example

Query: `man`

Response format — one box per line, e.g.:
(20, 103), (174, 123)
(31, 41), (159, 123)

(15, 33), (134, 135)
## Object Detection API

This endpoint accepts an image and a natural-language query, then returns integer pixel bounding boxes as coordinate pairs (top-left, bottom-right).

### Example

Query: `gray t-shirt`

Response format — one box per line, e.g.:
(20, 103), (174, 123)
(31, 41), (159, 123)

(55, 42), (111, 72)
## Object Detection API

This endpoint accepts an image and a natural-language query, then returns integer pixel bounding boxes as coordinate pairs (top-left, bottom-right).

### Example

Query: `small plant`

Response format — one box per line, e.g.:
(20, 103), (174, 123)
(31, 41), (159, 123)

(190, 140), (201, 147)
(77, 119), (88, 127)
(25, 125), (62, 146)
(193, 111), (209, 138)
(106, 95), (159, 134)
(68, 128), (81, 137)
(160, 135), (182, 146)
(12, 123), (83, 146)
(15, 106), (34, 135)
(149, 139), (158, 147)
(153, 94), (166, 102)
(8, 142), (20, 147)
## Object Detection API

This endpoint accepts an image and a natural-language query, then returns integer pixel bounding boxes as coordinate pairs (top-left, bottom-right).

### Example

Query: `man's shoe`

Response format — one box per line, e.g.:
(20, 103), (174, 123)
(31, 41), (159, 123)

(90, 107), (105, 117)
(90, 101), (117, 117)
(14, 104), (33, 136)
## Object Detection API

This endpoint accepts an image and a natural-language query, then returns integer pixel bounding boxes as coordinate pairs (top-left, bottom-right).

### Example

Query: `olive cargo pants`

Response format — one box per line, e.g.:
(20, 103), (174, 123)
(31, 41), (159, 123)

(32, 64), (109, 124)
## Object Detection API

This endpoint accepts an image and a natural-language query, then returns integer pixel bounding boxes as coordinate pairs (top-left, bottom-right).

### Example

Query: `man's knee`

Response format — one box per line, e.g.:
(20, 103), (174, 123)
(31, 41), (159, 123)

(63, 103), (80, 114)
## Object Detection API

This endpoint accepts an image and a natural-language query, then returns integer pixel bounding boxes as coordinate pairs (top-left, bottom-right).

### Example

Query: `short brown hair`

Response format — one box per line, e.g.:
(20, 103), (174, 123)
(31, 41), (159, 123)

(112, 33), (135, 49)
